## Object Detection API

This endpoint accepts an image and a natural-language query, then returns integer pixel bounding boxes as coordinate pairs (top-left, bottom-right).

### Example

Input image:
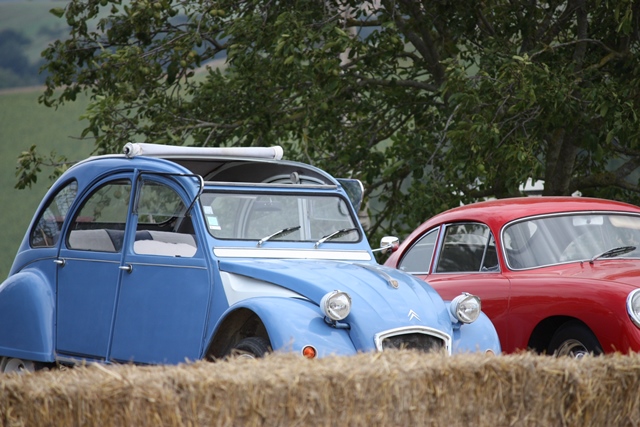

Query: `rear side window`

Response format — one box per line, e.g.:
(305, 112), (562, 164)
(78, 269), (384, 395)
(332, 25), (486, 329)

(30, 180), (78, 248)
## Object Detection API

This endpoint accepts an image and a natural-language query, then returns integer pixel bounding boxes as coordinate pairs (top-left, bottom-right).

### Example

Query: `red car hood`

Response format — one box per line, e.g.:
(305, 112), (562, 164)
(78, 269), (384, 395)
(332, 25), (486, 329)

(518, 260), (640, 288)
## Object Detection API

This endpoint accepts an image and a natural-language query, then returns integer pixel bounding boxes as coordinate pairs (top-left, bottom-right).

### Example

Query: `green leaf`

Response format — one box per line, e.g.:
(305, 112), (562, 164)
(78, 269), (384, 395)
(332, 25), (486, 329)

(49, 7), (65, 18)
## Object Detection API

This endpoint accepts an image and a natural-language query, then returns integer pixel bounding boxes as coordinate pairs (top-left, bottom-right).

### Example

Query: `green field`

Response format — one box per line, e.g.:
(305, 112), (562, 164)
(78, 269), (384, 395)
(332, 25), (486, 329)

(0, 0), (70, 63)
(0, 87), (93, 279)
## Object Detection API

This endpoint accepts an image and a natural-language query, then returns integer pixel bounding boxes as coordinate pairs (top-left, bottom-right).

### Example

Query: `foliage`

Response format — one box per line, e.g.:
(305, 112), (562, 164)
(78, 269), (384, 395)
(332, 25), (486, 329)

(36, 0), (640, 240)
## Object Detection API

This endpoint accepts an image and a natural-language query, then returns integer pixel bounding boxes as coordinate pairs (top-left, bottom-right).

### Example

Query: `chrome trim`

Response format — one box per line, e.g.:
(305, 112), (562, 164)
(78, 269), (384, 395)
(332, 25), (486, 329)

(627, 289), (640, 328)
(213, 247), (372, 261)
(355, 264), (399, 288)
(374, 326), (452, 355)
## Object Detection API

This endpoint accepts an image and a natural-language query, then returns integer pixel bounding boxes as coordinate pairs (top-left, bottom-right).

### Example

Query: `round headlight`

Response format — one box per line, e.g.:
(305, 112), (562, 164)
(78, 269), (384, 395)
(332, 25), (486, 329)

(450, 292), (481, 324)
(627, 289), (640, 327)
(320, 290), (352, 321)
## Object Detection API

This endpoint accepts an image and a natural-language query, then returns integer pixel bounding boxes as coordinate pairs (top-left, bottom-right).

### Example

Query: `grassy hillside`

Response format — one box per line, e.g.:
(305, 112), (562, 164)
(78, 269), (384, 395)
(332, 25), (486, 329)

(0, 0), (71, 63)
(0, 87), (93, 279)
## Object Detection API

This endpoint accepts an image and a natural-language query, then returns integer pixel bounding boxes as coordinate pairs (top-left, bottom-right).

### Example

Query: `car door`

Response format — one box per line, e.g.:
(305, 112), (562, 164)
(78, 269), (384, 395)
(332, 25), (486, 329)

(56, 177), (132, 360)
(109, 176), (211, 365)
(397, 223), (512, 349)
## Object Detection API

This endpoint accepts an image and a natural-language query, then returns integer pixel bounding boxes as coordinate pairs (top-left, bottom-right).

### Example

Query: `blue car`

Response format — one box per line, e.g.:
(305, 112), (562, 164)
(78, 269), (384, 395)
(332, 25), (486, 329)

(0, 143), (500, 372)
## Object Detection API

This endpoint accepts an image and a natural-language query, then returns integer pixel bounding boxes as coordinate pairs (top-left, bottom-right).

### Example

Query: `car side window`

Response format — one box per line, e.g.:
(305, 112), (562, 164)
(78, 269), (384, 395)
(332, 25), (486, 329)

(398, 228), (439, 274)
(133, 180), (197, 257)
(436, 223), (499, 273)
(30, 180), (78, 248)
(66, 180), (131, 252)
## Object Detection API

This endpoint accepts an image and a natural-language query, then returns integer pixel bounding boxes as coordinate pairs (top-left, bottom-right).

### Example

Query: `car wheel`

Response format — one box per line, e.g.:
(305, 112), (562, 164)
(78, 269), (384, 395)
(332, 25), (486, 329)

(0, 357), (36, 374)
(230, 337), (272, 359)
(547, 321), (603, 358)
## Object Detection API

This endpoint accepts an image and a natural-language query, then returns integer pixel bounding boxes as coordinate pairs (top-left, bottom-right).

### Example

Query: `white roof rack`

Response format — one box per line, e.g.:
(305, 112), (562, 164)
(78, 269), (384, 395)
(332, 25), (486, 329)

(123, 142), (284, 160)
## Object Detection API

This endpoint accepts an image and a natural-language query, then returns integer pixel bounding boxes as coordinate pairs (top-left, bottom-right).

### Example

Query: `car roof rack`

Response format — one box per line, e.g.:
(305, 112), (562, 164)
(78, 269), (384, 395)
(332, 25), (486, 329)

(123, 142), (284, 160)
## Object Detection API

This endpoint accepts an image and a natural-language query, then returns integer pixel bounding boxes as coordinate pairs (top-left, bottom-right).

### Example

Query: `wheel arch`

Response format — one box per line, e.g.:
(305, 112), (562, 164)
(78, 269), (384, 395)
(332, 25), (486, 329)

(203, 297), (358, 359)
(527, 316), (593, 353)
(204, 307), (270, 359)
(0, 267), (56, 362)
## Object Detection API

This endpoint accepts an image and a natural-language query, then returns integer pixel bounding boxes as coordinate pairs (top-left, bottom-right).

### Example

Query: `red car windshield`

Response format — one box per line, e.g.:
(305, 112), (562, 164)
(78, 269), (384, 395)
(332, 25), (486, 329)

(503, 213), (640, 269)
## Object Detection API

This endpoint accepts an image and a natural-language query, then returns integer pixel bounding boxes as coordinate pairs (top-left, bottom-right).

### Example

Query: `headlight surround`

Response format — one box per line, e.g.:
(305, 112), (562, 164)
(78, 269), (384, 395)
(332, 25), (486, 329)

(627, 289), (640, 328)
(450, 292), (481, 324)
(321, 290), (352, 321)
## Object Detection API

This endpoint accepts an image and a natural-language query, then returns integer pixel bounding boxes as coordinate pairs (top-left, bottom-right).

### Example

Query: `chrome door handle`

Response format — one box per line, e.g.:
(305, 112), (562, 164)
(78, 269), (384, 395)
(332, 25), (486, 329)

(119, 264), (133, 273)
(53, 259), (65, 267)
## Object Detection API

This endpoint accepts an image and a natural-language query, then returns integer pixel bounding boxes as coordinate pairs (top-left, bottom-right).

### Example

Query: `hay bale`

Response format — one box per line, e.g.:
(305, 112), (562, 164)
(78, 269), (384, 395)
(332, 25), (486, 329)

(1, 352), (640, 426)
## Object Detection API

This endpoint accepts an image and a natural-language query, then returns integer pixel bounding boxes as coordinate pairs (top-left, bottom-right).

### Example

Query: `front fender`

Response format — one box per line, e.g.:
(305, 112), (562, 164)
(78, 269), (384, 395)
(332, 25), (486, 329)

(0, 267), (55, 361)
(450, 310), (502, 355)
(210, 297), (358, 358)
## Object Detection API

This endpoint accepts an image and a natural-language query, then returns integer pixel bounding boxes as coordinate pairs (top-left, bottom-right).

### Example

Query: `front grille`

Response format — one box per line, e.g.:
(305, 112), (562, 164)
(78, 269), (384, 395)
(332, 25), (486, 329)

(374, 326), (452, 355)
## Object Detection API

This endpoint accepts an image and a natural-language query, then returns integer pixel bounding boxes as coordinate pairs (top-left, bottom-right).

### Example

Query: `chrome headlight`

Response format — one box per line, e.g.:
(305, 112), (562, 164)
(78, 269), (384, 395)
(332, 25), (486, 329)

(320, 290), (352, 321)
(627, 289), (640, 327)
(450, 292), (481, 324)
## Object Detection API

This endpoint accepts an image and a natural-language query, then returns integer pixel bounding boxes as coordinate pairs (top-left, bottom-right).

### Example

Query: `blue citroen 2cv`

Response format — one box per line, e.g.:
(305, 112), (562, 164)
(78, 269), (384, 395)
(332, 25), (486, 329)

(0, 143), (500, 372)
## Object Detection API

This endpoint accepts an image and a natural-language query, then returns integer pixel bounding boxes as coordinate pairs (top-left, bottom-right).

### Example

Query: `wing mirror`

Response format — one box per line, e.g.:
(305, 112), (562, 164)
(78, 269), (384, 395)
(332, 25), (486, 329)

(372, 236), (399, 253)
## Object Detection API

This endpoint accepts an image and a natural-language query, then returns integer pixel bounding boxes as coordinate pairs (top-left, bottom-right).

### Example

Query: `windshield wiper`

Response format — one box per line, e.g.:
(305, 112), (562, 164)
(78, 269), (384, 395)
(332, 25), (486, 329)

(589, 245), (636, 264)
(257, 226), (301, 247)
(314, 228), (358, 248)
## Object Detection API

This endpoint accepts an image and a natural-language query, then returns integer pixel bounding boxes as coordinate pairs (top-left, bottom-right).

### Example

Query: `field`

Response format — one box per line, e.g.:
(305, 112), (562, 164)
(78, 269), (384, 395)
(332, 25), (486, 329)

(0, 0), (73, 63)
(0, 0), (94, 277)
(0, 87), (93, 279)
(2, 351), (640, 426)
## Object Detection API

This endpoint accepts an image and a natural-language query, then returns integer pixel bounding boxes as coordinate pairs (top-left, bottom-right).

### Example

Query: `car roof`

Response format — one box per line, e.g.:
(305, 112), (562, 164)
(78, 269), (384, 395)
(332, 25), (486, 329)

(428, 196), (640, 227)
(69, 144), (338, 186)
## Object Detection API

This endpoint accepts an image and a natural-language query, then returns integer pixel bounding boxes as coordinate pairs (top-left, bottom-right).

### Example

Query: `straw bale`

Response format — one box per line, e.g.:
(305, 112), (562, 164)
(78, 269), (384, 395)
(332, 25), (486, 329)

(1, 351), (640, 426)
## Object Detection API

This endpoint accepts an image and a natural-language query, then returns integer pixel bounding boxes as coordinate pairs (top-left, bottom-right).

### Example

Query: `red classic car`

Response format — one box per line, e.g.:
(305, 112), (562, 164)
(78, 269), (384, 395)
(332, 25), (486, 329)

(384, 196), (640, 357)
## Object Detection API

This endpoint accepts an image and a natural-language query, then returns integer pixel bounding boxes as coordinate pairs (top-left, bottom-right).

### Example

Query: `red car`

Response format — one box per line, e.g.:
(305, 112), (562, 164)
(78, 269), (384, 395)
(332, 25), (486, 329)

(384, 196), (640, 357)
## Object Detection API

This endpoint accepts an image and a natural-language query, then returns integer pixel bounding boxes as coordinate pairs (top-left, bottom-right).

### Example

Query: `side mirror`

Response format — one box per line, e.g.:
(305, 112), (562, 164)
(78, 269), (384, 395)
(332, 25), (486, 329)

(372, 236), (399, 253)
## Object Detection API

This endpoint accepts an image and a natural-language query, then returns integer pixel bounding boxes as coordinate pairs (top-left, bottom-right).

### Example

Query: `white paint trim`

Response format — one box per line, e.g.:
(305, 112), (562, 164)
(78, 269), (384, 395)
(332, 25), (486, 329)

(213, 247), (372, 261)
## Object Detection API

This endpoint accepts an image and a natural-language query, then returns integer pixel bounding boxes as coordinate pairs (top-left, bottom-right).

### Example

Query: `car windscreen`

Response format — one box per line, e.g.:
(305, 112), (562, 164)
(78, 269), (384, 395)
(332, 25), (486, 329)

(199, 191), (360, 243)
(503, 213), (640, 269)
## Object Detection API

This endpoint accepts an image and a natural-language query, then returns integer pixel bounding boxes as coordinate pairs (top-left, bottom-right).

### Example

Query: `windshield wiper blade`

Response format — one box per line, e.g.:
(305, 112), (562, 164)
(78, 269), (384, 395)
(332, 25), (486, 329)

(589, 245), (636, 264)
(257, 226), (301, 247)
(314, 228), (358, 248)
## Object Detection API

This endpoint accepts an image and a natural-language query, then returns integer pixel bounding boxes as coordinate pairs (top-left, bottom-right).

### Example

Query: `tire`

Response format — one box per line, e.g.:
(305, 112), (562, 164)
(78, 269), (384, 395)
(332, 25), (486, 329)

(230, 337), (272, 359)
(0, 357), (36, 374)
(547, 321), (603, 358)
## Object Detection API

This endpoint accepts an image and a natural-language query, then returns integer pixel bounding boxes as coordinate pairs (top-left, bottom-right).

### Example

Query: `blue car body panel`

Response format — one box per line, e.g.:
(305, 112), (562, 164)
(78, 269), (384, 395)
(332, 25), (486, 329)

(0, 144), (500, 367)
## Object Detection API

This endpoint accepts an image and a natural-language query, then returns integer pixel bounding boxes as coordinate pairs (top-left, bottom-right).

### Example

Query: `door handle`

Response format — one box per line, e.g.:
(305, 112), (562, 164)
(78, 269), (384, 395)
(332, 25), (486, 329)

(119, 264), (133, 273)
(53, 259), (65, 267)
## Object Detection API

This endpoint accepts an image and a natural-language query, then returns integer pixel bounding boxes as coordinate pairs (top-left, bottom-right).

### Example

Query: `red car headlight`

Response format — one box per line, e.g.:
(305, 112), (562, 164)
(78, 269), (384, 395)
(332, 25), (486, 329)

(627, 289), (640, 328)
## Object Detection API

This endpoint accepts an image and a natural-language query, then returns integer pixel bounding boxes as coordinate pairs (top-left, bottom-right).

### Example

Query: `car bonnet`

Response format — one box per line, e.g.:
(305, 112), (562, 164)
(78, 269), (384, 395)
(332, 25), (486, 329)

(217, 258), (453, 332)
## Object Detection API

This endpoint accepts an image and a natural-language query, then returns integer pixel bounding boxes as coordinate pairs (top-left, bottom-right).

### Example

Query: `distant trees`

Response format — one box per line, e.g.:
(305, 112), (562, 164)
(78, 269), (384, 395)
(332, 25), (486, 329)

(0, 30), (45, 89)
(25, 0), (640, 240)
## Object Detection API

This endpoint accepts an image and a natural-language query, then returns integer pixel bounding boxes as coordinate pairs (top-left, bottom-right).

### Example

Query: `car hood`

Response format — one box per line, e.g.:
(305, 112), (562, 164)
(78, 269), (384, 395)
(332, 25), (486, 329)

(218, 258), (454, 342)
(521, 260), (640, 288)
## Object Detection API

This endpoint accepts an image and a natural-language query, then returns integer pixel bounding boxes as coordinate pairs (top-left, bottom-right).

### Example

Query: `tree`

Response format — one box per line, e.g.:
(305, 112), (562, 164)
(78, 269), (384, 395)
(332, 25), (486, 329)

(28, 0), (640, 241)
